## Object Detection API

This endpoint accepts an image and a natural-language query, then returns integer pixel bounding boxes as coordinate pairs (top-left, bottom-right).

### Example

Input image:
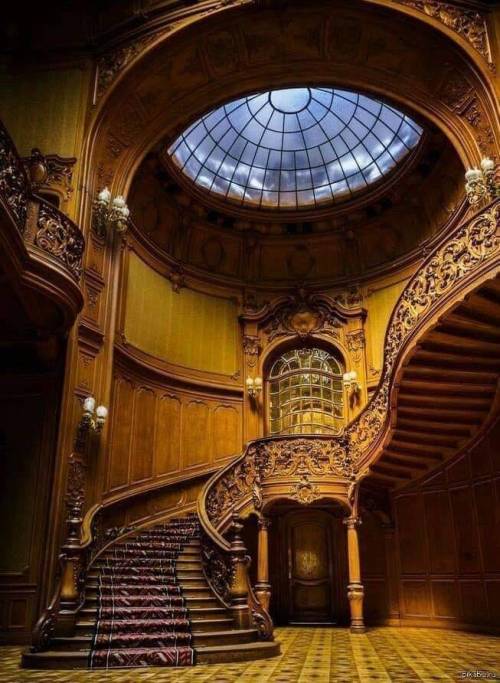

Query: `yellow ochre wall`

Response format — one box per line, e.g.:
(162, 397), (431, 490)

(0, 66), (90, 157)
(124, 251), (240, 376)
(363, 273), (411, 376)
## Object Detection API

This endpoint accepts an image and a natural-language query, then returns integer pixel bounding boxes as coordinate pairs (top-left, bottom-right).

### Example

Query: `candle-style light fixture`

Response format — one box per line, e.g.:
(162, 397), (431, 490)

(92, 187), (131, 238)
(465, 158), (498, 207)
(343, 370), (361, 408)
(81, 396), (108, 434)
(246, 376), (263, 399)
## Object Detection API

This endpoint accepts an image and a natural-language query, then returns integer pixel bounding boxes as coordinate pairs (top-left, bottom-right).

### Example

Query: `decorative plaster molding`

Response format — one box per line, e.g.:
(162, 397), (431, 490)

(95, 30), (168, 102)
(23, 149), (76, 207)
(243, 335), (261, 367)
(392, 1), (492, 65)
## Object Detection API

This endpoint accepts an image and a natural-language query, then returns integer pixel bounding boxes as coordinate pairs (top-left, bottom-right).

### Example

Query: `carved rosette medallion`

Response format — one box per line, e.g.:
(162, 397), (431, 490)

(290, 474), (321, 505)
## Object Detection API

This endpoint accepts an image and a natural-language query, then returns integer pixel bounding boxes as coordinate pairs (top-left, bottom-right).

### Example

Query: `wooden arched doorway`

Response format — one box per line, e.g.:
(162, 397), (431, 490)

(266, 500), (349, 625)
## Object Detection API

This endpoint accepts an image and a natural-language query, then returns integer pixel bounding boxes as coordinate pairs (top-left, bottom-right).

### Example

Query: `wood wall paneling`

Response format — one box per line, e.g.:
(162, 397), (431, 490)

(392, 423), (500, 629)
(131, 388), (156, 483)
(107, 377), (134, 490)
(105, 365), (243, 499)
(154, 394), (182, 476)
(183, 401), (211, 469)
(0, 377), (61, 642)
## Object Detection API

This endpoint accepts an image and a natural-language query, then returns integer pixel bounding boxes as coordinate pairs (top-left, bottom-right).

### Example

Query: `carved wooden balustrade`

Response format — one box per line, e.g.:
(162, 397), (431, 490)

(0, 120), (84, 283)
(198, 198), (500, 631)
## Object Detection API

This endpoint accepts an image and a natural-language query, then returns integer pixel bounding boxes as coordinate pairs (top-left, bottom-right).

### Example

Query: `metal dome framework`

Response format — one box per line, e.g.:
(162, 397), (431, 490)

(168, 87), (423, 211)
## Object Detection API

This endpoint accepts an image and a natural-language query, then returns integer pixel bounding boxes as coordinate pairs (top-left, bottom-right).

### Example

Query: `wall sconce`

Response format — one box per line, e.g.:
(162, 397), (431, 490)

(246, 376), (263, 399)
(92, 187), (131, 238)
(74, 397), (108, 454)
(343, 370), (361, 408)
(81, 396), (108, 433)
(465, 158), (498, 207)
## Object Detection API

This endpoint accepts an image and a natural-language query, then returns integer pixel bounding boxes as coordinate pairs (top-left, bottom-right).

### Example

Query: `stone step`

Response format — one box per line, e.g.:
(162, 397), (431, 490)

(190, 617), (235, 632)
(50, 628), (257, 651)
(80, 605), (228, 620)
(93, 558), (202, 569)
(84, 595), (219, 609)
(104, 546), (200, 556)
(85, 583), (210, 595)
(196, 640), (280, 664)
(86, 570), (205, 581)
(22, 639), (280, 669)
(193, 629), (258, 646)
(75, 616), (235, 636)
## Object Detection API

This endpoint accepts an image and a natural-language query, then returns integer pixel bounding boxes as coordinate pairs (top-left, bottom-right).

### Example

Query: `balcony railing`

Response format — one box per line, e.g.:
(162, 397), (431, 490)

(0, 120), (84, 282)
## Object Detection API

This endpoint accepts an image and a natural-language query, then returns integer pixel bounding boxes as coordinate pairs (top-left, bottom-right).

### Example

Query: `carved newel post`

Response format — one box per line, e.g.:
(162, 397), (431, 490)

(344, 515), (366, 633)
(59, 399), (107, 623)
(228, 513), (251, 629)
(255, 516), (271, 611)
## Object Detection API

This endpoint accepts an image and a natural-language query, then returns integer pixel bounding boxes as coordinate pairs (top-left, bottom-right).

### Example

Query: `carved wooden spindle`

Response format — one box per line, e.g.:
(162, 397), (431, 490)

(255, 515), (271, 611)
(344, 515), (366, 633)
(228, 512), (251, 629)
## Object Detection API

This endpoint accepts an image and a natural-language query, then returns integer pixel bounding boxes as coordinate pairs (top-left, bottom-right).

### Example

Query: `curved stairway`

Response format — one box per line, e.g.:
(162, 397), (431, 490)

(23, 513), (278, 669)
(371, 274), (500, 487)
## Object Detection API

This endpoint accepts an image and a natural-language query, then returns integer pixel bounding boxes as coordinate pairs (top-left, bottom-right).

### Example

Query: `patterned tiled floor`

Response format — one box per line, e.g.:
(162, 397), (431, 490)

(0, 627), (499, 682)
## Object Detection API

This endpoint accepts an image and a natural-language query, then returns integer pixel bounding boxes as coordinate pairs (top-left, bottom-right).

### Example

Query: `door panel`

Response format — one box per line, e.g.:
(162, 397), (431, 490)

(287, 511), (335, 623)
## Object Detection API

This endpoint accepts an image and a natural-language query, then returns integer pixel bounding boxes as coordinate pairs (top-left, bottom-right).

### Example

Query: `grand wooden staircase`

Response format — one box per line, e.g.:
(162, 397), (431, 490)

(371, 275), (500, 486)
(23, 200), (500, 666)
(23, 514), (278, 669)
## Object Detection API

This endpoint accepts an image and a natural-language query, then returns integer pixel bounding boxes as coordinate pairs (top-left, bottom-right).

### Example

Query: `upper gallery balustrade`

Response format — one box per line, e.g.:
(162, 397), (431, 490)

(0, 120), (85, 326)
(0, 121), (84, 280)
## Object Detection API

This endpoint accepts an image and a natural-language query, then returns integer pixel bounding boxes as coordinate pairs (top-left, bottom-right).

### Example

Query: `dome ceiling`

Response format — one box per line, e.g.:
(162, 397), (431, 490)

(167, 87), (423, 211)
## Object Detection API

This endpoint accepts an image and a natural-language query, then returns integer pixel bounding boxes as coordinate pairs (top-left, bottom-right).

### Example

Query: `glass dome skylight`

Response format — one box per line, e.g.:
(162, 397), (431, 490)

(168, 87), (423, 210)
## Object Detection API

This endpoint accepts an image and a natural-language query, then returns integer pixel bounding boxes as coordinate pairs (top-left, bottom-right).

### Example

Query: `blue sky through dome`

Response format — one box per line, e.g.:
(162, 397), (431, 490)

(168, 87), (423, 210)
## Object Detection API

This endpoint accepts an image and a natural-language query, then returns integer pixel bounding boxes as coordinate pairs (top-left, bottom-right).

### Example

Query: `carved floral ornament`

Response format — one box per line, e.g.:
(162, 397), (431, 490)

(347, 330), (365, 362)
(36, 203), (85, 281)
(243, 335), (261, 367)
(254, 291), (357, 344)
(438, 70), (495, 156)
(204, 201), (500, 529)
(290, 474), (321, 505)
(205, 436), (355, 525)
(23, 148), (76, 204)
(392, 0), (492, 65)
(91, 0), (493, 108)
(0, 122), (29, 231)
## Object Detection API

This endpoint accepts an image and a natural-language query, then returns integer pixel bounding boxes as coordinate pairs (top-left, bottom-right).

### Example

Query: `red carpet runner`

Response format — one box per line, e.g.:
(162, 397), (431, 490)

(89, 514), (199, 668)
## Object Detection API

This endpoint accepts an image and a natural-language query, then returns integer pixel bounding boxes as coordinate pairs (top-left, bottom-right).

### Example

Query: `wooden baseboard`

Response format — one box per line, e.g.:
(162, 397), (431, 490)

(367, 616), (500, 635)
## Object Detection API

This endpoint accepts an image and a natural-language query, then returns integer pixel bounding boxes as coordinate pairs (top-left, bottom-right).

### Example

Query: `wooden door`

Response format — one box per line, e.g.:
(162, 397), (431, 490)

(286, 510), (335, 623)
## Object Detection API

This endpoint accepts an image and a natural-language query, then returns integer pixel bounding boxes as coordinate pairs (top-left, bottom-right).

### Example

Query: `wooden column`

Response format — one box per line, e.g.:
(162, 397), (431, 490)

(344, 516), (366, 633)
(255, 516), (271, 611)
(228, 514), (251, 629)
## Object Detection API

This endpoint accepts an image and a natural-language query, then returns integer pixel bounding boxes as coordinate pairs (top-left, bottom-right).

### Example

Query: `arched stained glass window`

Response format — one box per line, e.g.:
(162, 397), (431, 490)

(268, 348), (344, 435)
(168, 87), (422, 210)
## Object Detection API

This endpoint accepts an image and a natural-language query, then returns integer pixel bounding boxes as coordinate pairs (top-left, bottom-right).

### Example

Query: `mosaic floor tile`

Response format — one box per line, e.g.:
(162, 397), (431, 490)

(0, 627), (498, 682)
